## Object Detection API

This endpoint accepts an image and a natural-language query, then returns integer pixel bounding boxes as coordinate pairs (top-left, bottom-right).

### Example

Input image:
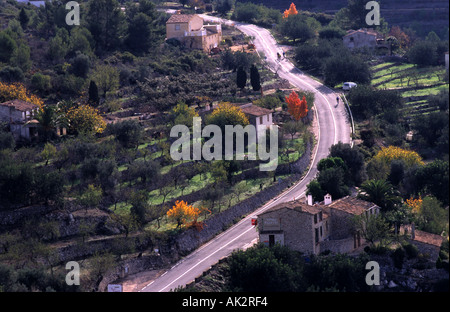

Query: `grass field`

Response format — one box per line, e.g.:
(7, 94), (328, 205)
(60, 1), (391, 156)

(370, 62), (449, 122)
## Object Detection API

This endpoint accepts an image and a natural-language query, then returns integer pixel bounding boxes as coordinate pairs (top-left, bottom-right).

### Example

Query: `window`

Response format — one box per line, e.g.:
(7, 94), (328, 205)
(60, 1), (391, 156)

(320, 226), (323, 237)
(175, 24), (180, 30)
(315, 228), (319, 244)
(314, 214), (317, 224)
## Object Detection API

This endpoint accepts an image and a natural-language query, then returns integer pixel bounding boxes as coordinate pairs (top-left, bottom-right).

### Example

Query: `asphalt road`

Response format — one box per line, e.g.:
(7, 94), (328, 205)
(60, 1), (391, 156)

(140, 16), (351, 292)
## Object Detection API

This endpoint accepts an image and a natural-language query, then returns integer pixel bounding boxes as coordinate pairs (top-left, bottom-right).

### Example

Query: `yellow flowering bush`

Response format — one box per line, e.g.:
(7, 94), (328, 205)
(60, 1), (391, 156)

(167, 200), (201, 229)
(373, 146), (424, 168)
(0, 82), (44, 109)
(405, 196), (423, 214)
(208, 102), (249, 128)
(66, 104), (106, 135)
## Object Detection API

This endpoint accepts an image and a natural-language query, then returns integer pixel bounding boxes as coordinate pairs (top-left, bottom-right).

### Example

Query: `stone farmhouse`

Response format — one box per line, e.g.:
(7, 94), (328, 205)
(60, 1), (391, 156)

(0, 99), (40, 141)
(166, 13), (222, 53)
(343, 28), (388, 51)
(256, 194), (380, 255)
(239, 103), (274, 143)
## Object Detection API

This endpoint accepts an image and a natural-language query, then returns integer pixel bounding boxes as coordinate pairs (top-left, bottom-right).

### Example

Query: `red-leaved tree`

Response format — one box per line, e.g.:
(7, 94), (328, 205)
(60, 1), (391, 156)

(286, 91), (308, 121)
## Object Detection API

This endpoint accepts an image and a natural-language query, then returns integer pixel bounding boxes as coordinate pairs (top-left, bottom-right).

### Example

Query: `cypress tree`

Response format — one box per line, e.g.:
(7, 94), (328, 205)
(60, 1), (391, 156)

(88, 80), (100, 106)
(18, 8), (29, 29)
(250, 64), (261, 91)
(236, 66), (247, 90)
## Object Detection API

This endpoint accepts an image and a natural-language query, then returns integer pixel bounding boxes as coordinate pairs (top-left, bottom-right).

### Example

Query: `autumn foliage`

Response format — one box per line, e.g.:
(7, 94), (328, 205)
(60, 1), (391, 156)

(0, 82), (44, 109)
(167, 200), (201, 229)
(285, 91), (308, 121)
(283, 2), (298, 19)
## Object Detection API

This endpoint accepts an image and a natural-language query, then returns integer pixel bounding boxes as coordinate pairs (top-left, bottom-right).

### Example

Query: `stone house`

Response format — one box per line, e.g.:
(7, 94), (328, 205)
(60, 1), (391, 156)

(0, 99), (39, 140)
(239, 104), (274, 143)
(343, 28), (387, 51)
(400, 224), (445, 261)
(166, 14), (222, 53)
(257, 194), (380, 255)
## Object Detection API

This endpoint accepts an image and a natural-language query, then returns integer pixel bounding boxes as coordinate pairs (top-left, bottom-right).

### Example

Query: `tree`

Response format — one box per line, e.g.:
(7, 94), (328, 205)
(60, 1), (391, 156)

(207, 102), (249, 130)
(353, 214), (391, 246)
(41, 143), (57, 166)
(125, 13), (154, 53)
(79, 184), (102, 212)
(0, 31), (17, 63)
(388, 26), (411, 50)
(250, 64), (261, 91)
(88, 80), (100, 106)
(358, 180), (401, 212)
(286, 91), (308, 121)
(18, 8), (30, 29)
(283, 121), (303, 140)
(31, 73), (52, 93)
(130, 190), (150, 227)
(414, 160), (449, 206)
(323, 54), (371, 87)
(86, 0), (126, 53)
(91, 64), (120, 98)
(66, 104), (106, 135)
(412, 111), (449, 148)
(307, 180), (325, 203)
(236, 66), (247, 90)
(11, 44), (31, 73)
(70, 53), (90, 78)
(279, 14), (318, 43)
(317, 167), (349, 200)
(108, 119), (144, 149)
(166, 200), (201, 229)
(415, 196), (448, 235)
(407, 40), (438, 67)
(283, 2), (298, 19)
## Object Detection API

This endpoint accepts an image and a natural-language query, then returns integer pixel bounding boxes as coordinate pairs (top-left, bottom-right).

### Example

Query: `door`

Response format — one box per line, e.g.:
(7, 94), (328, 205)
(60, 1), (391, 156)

(269, 235), (275, 247)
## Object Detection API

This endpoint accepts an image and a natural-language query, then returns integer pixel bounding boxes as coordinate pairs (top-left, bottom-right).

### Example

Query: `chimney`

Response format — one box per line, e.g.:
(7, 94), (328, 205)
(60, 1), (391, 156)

(307, 194), (313, 206)
(324, 194), (332, 205)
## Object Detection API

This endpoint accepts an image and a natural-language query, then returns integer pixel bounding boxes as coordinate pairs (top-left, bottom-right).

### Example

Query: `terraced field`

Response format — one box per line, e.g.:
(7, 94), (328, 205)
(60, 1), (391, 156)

(370, 62), (449, 122)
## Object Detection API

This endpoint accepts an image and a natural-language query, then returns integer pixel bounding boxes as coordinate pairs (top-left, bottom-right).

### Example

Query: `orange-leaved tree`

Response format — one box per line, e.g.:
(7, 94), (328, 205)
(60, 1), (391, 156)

(167, 200), (201, 229)
(0, 82), (44, 109)
(283, 2), (298, 19)
(405, 196), (423, 214)
(285, 91), (308, 121)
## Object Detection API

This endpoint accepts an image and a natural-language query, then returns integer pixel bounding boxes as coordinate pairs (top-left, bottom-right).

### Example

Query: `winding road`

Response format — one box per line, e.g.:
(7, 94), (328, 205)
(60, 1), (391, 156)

(140, 14), (352, 292)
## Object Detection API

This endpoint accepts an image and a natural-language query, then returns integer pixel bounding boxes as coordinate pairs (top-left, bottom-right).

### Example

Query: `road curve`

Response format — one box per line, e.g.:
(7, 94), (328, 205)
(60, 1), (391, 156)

(140, 16), (351, 292)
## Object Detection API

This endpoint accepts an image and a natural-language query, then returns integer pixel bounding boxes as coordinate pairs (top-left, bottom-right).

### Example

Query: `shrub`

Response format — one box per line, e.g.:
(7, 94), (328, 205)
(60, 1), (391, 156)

(31, 73), (52, 92)
(392, 247), (406, 269)
(0, 66), (24, 82)
(402, 243), (419, 259)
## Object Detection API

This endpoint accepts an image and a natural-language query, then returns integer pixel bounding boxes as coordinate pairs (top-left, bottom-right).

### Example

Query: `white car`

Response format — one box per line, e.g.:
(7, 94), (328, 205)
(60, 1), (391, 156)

(342, 82), (357, 91)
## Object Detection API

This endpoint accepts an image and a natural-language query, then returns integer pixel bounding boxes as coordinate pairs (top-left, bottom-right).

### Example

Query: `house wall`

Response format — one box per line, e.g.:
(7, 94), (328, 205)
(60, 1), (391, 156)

(328, 208), (357, 240)
(0, 106), (24, 123)
(258, 208), (316, 254)
(166, 16), (204, 39)
(344, 32), (377, 49)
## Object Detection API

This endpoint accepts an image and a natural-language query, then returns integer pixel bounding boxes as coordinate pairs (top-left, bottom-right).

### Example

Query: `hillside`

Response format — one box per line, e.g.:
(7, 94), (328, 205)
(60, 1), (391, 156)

(237, 0), (449, 37)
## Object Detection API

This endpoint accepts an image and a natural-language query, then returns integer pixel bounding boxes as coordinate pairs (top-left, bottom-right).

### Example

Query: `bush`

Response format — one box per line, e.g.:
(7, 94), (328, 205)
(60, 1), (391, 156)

(31, 73), (52, 92)
(392, 247), (406, 269)
(0, 66), (24, 82)
(0, 132), (15, 150)
(402, 243), (419, 259)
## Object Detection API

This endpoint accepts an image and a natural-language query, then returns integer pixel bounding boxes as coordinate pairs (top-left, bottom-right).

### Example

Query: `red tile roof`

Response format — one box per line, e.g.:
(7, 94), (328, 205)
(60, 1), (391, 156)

(261, 200), (322, 216)
(240, 105), (273, 117)
(327, 196), (378, 215)
(414, 230), (445, 247)
(166, 14), (198, 24)
(0, 100), (39, 112)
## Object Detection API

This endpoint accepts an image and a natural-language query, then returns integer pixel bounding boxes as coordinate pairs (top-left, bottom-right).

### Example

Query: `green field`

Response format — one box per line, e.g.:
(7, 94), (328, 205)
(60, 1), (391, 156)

(370, 62), (449, 123)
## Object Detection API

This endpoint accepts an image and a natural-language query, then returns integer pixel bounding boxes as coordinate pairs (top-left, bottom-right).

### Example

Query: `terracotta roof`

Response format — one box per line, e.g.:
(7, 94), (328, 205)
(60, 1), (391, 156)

(344, 29), (379, 38)
(0, 100), (39, 112)
(327, 196), (378, 215)
(260, 200), (322, 216)
(166, 14), (198, 24)
(413, 230), (445, 247)
(240, 105), (273, 117)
